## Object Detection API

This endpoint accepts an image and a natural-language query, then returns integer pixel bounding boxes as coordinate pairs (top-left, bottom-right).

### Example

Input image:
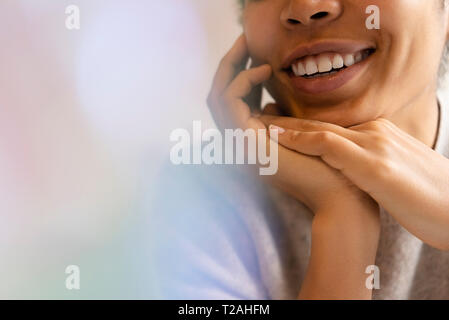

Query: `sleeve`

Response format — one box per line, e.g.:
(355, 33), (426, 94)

(146, 164), (269, 299)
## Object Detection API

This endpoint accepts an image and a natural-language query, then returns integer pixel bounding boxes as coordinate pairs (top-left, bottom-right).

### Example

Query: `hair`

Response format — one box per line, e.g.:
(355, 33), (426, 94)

(237, 0), (449, 87)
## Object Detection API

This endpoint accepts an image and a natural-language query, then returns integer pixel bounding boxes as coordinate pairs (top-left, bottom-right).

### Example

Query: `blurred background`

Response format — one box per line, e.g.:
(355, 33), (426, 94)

(0, 0), (243, 298)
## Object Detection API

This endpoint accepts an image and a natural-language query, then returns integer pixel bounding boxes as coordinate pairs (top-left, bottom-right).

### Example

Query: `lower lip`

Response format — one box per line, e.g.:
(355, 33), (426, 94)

(288, 55), (372, 95)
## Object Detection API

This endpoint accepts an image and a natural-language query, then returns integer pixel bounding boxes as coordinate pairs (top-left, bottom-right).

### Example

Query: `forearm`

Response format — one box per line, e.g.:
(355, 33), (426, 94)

(298, 200), (380, 300)
(378, 179), (449, 251)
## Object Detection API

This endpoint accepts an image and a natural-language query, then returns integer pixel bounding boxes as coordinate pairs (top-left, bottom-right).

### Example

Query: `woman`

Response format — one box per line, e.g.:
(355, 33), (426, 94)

(153, 0), (449, 299)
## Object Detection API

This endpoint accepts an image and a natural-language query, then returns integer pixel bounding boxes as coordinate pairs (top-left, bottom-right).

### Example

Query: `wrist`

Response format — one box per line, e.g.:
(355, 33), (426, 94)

(312, 198), (381, 262)
(314, 194), (381, 234)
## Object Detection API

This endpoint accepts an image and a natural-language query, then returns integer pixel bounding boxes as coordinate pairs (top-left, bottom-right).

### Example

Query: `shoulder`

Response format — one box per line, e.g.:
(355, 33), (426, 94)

(146, 163), (271, 299)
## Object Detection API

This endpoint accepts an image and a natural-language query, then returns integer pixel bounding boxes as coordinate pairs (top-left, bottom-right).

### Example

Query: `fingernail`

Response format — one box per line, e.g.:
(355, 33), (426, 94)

(269, 125), (285, 134)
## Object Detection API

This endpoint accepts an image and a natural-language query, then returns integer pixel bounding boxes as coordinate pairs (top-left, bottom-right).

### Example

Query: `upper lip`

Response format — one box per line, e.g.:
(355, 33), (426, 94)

(281, 39), (376, 69)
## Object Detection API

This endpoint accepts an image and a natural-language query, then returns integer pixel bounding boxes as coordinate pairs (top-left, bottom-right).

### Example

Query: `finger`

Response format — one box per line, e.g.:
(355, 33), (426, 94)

(224, 64), (272, 128)
(207, 35), (248, 129)
(244, 80), (263, 115)
(268, 125), (369, 175)
(349, 117), (419, 147)
(244, 59), (267, 114)
(261, 115), (360, 143)
(225, 64), (272, 100)
(208, 34), (249, 102)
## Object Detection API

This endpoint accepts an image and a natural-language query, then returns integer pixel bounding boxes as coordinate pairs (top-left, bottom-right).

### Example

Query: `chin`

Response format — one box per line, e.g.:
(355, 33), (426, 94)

(269, 80), (380, 127)
(283, 97), (375, 127)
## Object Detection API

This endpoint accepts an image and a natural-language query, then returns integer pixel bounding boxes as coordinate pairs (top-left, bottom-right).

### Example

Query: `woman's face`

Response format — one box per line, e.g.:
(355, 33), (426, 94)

(243, 0), (449, 127)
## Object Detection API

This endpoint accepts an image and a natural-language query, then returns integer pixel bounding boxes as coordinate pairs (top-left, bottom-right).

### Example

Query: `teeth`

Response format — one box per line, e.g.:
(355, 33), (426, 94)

(292, 62), (306, 76)
(305, 57), (318, 75)
(297, 62), (306, 76)
(291, 50), (371, 77)
(317, 55), (333, 73)
(292, 63), (299, 76)
(332, 54), (344, 69)
(344, 54), (355, 67)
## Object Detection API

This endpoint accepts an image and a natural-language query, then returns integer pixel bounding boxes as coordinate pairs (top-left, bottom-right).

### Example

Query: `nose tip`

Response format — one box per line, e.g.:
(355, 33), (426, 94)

(281, 0), (342, 28)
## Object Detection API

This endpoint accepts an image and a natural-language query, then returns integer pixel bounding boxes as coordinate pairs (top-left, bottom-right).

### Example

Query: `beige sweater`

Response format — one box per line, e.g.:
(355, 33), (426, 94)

(152, 94), (449, 299)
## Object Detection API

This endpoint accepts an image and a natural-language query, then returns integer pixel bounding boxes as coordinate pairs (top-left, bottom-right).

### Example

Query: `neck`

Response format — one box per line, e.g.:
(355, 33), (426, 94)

(388, 87), (440, 149)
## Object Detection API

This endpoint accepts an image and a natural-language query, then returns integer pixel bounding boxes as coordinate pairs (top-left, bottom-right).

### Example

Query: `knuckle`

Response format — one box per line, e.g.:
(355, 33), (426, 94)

(367, 120), (388, 132)
(246, 117), (260, 130)
(301, 122), (318, 131)
(377, 118), (396, 132)
(300, 119), (321, 131)
(377, 118), (391, 125)
(317, 131), (335, 144)
(372, 158), (394, 178)
(372, 134), (390, 154)
(221, 91), (233, 105)
(219, 55), (231, 68)
(239, 69), (256, 86)
(289, 130), (301, 143)
(238, 69), (252, 82)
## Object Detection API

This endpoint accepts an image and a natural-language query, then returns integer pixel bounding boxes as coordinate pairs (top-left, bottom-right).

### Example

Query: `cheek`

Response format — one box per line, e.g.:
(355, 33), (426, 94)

(243, 15), (279, 65)
(377, 1), (444, 74)
(375, 0), (441, 42)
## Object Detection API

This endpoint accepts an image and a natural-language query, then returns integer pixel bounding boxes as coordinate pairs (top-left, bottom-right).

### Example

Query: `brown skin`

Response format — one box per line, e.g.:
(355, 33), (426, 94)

(244, 0), (446, 141)
(208, 1), (449, 299)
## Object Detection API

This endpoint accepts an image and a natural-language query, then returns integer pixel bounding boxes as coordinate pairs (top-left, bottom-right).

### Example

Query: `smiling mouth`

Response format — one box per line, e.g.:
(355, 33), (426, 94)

(285, 48), (376, 79)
